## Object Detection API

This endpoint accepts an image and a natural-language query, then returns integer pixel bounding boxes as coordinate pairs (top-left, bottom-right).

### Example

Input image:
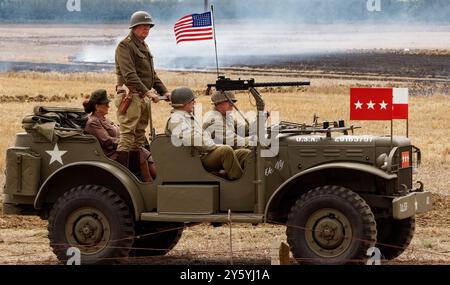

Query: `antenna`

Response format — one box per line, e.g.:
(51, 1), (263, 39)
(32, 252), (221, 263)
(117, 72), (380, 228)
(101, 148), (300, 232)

(211, 5), (220, 78)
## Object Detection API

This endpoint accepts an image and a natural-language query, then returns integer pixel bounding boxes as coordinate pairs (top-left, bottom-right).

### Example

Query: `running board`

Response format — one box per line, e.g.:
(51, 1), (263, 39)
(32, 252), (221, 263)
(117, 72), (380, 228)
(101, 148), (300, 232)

(140, 213), (264, 223)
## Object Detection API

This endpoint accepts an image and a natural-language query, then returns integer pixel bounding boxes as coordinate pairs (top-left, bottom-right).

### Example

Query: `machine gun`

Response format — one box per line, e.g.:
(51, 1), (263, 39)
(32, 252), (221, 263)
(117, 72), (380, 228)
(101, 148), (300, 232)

(206, 76), (310, 96)
(206, 76), (310, 113)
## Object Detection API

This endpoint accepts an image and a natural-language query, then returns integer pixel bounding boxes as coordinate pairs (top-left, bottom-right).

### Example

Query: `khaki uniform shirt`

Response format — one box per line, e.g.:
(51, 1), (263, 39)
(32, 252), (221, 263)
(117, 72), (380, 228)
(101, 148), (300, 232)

(165, 110), (217, 154)
(203, 110), (255, 147)
(84, 114), (120, 158)
(115, 32), (168, 95)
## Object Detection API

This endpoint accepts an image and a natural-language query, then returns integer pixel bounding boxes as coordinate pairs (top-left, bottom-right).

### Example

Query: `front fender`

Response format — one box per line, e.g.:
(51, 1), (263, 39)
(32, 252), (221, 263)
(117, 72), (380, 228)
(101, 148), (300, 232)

(34, 161), (144, 219)
(264, 162), (397, 220)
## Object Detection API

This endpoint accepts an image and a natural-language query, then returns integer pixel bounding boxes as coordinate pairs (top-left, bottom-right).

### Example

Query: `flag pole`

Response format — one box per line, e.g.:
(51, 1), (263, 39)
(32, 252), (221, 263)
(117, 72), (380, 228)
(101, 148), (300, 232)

(211, 5), (220, 78)
(406, 119), (409, 137)
(390, 119), (393, 149)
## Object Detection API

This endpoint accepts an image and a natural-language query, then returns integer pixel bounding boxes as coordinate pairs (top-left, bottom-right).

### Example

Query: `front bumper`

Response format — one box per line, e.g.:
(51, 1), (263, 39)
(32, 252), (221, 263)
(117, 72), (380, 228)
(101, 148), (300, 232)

(392, 191), (432, 220)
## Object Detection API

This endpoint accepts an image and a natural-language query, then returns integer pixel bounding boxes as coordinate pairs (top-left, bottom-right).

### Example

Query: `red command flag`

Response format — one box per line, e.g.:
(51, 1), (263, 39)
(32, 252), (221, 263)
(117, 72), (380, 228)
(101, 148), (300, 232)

(392, 88), (409, 119)
(350, 88), (393, 120)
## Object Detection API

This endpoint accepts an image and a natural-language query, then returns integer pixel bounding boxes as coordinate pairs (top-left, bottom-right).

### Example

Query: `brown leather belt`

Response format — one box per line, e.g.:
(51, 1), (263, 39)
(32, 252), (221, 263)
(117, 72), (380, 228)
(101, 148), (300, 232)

(116, 84), (144, 97)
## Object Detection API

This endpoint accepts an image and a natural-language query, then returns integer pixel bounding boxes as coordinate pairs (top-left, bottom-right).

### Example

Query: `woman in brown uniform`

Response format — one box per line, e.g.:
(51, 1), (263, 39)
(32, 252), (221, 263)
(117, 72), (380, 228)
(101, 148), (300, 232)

(83, 89), (156, 182)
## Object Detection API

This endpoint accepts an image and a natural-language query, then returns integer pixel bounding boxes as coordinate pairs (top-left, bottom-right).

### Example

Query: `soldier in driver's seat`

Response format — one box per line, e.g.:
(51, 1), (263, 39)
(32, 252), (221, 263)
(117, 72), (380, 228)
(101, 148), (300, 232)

(165, 87), (250, 180)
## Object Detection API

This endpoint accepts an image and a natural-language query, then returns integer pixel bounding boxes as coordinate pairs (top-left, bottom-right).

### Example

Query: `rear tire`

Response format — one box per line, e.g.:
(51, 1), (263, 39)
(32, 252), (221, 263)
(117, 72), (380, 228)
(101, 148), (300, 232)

(286, 185), (377, 264)
(48, 185), (135, 265)
(376, 216), (415, 260)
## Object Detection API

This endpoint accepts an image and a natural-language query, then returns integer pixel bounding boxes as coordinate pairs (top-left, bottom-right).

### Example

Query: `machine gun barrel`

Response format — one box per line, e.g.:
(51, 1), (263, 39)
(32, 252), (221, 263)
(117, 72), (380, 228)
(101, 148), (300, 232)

(206, 77), (310, 94)
(252, 81), (310, 88)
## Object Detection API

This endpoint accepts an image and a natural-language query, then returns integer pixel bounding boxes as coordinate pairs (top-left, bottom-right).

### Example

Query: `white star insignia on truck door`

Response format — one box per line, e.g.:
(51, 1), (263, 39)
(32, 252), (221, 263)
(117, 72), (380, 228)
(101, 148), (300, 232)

(45, 144), (67, 165)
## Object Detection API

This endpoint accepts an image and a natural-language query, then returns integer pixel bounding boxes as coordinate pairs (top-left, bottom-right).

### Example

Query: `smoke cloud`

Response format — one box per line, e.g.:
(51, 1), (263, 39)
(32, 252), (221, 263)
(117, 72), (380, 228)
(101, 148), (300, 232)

(73, 22), (450, 70)
(2, 0), (448, 70)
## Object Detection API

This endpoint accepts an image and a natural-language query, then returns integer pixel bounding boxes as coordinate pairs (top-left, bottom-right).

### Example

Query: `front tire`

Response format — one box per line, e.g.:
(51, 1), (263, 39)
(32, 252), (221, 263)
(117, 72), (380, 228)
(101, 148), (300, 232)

(286, 185), (377, 264)
(376, 216), (415, 260)
(48, 185), (135, 265)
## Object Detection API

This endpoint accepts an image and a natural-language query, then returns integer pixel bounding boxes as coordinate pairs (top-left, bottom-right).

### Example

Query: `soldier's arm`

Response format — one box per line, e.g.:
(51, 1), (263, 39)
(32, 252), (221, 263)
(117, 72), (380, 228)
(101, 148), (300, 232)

(205, 112), (234, 145)
(192, 119), (217, 153)
(235, 117), (251, 137)
(116, 42), (149, 94)
(166, 114), (216, 153)
(231, 117), (252, 147)
(85, 120), (119, 151)
(198, 129), (218, 153)
(202, 115), (217, 139)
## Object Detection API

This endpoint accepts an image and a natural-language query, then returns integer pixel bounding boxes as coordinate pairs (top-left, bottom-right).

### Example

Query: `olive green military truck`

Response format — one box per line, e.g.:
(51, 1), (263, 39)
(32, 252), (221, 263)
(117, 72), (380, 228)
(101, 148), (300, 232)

(3, 78), (432, 264)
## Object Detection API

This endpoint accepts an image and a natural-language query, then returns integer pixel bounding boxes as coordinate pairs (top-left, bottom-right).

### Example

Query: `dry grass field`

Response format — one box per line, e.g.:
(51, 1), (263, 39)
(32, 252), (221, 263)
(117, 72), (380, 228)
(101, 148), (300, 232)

(0, 70), (449, 264)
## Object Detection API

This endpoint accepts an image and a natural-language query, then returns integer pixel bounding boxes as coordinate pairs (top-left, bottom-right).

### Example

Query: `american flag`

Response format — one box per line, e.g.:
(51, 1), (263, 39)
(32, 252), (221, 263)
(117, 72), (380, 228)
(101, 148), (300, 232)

(174, 12), (214, 44)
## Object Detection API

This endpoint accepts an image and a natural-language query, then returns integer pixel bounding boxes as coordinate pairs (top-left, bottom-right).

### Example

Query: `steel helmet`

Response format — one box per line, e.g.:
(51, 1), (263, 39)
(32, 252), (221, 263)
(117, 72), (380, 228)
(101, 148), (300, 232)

(129, 11), (154, 29)
(211, 91), (237, 104)
(170, 87), (197, 107)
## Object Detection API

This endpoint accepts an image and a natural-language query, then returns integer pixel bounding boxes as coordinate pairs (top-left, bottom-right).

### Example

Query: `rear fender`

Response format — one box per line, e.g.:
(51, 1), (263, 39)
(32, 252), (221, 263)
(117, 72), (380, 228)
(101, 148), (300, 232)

(34, 161), (144, 219)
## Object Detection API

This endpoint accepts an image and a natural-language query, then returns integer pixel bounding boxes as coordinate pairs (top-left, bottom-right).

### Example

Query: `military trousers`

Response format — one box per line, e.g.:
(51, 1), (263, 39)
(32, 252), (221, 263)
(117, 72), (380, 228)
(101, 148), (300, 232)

(114, 92), (150, 151)
(201, 145), (251, 180)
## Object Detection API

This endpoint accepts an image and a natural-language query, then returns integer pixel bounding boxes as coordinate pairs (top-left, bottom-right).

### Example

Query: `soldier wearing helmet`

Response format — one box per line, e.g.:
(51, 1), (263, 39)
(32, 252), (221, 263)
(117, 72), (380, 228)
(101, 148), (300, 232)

(203, 90), (266, 148)
(114, 11), (170, 160)
(165, 88), (250, 180)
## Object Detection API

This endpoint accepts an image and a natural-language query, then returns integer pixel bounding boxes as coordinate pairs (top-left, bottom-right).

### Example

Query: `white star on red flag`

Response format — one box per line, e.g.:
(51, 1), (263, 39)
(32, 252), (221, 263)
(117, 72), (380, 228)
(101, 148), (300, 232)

(367, 100), (375, 110)
(354, 100), (363, 109)
(379, 100), (388, 110)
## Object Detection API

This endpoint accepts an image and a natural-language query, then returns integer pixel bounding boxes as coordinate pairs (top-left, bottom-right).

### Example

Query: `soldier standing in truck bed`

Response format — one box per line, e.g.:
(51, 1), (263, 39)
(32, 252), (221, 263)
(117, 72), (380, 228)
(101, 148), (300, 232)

(114, 11), (171, 164)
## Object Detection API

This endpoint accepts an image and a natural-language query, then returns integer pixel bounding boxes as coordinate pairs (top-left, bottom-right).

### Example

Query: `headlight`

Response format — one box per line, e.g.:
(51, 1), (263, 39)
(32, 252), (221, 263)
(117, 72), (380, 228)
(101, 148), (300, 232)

(376, 153), (388, 170)
(377, 147), (398, 172)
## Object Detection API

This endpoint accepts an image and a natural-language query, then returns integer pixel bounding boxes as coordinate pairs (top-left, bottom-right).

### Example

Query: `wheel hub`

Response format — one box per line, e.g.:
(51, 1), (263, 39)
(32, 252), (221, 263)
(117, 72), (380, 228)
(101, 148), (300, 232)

(305, 208), (353, 258)
(74, 216), (103, 244)
(314, 218), (344, 249)
(66, 208), (111, 254)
